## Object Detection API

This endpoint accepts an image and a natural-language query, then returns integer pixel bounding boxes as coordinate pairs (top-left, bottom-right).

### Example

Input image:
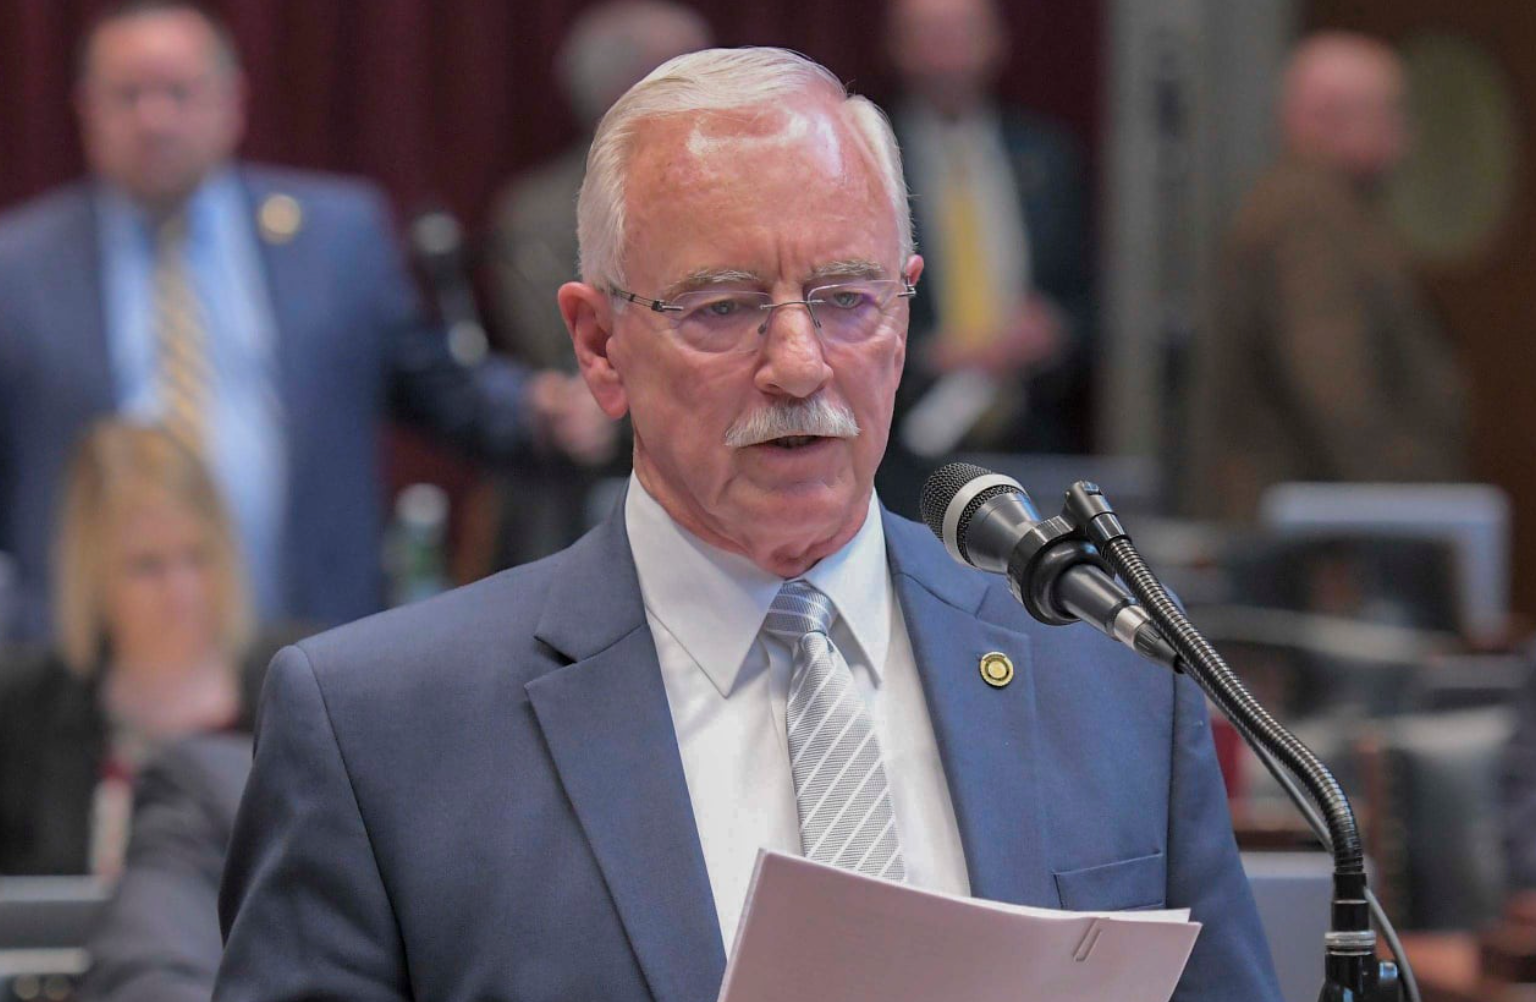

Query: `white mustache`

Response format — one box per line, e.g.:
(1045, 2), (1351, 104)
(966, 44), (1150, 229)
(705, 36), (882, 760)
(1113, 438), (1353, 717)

(724, 396), (861, 447)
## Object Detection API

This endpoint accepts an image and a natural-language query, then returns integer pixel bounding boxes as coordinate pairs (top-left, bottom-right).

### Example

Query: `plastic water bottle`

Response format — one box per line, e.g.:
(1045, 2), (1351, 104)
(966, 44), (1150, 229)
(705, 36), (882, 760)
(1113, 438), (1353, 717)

(386, 483), (450, 607)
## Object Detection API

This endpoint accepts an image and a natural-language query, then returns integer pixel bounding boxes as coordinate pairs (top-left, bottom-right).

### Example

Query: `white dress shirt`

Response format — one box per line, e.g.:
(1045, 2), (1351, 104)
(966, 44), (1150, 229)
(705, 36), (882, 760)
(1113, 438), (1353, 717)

(625, 476), (970, 949)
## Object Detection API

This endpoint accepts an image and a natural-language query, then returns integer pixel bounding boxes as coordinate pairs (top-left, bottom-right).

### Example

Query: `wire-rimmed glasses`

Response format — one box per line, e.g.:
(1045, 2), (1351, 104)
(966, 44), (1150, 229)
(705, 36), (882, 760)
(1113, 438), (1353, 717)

(608, 278), (917, 354)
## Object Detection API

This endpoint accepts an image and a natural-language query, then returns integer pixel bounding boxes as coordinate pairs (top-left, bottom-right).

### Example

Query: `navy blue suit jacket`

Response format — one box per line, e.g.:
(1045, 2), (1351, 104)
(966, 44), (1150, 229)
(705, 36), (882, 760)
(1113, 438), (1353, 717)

(894, 106), (1095, 455)
(216, 504), (1280, 1002)
(0, 166), (534, 636)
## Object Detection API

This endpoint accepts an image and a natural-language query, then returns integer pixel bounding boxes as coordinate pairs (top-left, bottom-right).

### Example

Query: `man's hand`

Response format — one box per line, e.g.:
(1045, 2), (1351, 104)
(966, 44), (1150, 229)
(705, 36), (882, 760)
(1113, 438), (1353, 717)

(529, 371), (620, 466)
(927, 294), (1066, 377)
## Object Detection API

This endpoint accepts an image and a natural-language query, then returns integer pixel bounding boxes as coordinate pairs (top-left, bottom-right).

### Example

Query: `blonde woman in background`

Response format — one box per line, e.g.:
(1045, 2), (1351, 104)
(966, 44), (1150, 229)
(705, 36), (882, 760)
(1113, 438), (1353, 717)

(0, 421), (262, 876)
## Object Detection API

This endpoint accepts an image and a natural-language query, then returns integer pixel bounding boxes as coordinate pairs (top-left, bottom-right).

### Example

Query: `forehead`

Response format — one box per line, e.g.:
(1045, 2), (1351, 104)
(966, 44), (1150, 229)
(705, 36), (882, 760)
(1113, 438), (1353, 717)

(86, 10), (222, 81)
(621, 101), (899, 283)
(895, 0), (996, 31)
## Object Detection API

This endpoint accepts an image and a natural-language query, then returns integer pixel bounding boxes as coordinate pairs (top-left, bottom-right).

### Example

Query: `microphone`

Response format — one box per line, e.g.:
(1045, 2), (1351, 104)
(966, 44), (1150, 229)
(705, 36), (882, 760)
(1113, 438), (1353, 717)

(409, 206), (489, 367)
(919, 462), (1180, 670)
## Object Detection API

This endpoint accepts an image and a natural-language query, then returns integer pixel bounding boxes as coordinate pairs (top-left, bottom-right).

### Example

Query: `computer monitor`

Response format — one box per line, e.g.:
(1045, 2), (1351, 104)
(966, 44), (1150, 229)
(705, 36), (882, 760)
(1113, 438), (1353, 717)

(1260, 482), (1511, 644)
(0, 878), (109, 950)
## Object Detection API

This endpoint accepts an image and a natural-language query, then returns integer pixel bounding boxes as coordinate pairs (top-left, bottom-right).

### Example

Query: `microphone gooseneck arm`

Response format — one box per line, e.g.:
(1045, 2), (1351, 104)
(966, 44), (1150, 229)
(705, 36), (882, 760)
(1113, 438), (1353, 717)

(1064, 481), (1406, 1002)
(919, 463), (1411, 1002)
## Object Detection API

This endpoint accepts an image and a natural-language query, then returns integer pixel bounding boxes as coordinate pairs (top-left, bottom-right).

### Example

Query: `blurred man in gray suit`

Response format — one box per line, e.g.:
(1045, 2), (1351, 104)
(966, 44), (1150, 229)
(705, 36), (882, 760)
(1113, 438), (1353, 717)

(484, 1), (713, 564)
(489, 2), (713, 371)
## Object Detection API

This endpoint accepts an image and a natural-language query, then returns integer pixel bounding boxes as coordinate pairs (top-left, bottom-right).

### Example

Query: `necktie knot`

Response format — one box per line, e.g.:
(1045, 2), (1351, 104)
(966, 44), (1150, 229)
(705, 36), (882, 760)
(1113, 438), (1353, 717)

(156, 211), (189, 253)
(762, 580), (835, 644)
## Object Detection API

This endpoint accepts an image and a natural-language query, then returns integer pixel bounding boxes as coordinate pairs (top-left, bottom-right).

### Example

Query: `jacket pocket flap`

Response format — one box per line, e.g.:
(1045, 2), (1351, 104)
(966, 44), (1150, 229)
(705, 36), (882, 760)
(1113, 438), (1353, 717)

(1054, 851), (1166, 911)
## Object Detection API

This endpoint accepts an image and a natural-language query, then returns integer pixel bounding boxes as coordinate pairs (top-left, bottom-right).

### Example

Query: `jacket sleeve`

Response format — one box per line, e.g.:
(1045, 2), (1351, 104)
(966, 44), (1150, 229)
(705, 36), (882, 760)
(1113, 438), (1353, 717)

(81, 736), (248, 1002)
(215, 646), (411, 1002)
(1167, 672), (1284, 1002)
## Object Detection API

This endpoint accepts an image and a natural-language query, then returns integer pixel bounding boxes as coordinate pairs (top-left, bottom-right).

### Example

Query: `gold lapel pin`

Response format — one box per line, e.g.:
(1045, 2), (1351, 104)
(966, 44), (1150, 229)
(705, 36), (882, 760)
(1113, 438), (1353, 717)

(979, 651), (1014, 688)
(258, 194), (303, 244)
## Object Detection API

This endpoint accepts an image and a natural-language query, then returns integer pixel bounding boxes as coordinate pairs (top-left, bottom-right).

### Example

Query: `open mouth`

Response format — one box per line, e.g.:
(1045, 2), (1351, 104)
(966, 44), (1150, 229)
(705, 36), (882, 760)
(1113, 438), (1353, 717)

(765, 435), (823, 449)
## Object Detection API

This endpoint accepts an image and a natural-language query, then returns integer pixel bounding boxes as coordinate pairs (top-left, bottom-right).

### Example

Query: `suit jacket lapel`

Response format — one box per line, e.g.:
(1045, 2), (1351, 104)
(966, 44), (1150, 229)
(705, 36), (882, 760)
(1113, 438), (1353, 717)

(236, 168), (307, 424)
(526, 510), (725, 1002)
(885, 514), (1056, 908)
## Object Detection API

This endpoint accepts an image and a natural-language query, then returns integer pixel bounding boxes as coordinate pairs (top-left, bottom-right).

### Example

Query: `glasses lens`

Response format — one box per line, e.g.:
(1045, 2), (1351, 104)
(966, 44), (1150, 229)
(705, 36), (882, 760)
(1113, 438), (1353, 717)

(670, 290), (773, 352)
(808, 281), (902, 343)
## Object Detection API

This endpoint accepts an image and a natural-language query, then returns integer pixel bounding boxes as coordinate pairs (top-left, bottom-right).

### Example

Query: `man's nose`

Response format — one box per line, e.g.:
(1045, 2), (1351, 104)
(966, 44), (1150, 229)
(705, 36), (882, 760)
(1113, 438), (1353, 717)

(132, 90), (183, 133)
(754, 303), (833, 399)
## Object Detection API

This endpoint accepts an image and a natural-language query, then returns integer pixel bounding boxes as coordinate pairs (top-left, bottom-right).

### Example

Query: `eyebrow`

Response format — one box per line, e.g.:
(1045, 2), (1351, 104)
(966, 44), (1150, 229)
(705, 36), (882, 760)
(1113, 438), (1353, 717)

(662, 267), (765, 299)
(658, 258), (891, 300)
(805, 258), (888, 283)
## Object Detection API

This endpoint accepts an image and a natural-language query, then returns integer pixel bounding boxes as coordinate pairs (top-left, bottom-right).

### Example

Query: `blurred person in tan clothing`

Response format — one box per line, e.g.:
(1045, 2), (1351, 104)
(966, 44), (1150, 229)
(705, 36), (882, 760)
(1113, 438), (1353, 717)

(1189, 32), (1468, 522)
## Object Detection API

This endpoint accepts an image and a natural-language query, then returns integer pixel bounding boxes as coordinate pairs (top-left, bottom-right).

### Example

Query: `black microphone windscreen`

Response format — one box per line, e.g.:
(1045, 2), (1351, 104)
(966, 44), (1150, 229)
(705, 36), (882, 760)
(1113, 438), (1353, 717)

(920, 462), (993, 540)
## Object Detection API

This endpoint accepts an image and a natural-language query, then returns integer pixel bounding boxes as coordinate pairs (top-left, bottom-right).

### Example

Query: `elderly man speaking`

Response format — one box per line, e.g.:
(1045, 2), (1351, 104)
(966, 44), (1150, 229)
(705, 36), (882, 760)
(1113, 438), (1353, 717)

(217, 49), (1279, 1002)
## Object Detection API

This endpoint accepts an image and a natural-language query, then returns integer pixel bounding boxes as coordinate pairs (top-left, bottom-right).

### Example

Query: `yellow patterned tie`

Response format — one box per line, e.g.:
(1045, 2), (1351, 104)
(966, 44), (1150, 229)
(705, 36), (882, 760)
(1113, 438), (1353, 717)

(936, 145), (1001, 350)
(153, 212), (210, 456)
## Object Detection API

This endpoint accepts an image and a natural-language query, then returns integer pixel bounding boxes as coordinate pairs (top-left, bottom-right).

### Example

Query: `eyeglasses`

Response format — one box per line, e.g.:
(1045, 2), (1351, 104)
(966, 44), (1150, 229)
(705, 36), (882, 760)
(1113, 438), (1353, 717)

(608, 278), (917, 354)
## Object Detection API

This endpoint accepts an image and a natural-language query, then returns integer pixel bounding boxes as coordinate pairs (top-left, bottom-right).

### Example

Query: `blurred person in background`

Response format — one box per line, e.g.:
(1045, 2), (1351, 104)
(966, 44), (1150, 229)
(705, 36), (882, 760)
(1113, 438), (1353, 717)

(490, 0), (713, 372)
(0, 0), (609, 639)
(486, 0), (711, 565)
(1187, 31), (1469, 522)
(0, 421), (266, 877)
(883, 0), (1094, 459)
(80, 732), (251, 1002)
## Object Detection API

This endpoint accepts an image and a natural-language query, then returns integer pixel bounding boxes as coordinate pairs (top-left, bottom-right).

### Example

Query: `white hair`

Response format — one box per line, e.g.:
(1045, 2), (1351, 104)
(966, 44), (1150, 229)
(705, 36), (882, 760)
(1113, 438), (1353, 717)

(576, 46), (915, 289)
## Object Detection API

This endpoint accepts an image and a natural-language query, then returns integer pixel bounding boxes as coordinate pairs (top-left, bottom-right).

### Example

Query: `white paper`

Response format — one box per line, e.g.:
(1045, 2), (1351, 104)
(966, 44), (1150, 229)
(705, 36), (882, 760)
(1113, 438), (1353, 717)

(898, 369), (1004, 458)
(718, 851), (1201, 1002)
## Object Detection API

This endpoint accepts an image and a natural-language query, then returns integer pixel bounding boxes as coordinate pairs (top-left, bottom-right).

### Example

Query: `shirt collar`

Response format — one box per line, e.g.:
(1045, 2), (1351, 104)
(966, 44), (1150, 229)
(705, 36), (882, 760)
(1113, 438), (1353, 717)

(800, 490), (892, 681)
(94, 166), (236, 245)
(625, 475), (892, 698)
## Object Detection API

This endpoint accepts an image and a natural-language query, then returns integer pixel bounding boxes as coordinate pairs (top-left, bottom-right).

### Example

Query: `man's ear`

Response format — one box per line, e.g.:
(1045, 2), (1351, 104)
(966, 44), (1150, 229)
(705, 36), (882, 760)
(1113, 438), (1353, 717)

(904, 253), (925, 289)
(559, 281), (629, 419)
(893, 253), (925, 372)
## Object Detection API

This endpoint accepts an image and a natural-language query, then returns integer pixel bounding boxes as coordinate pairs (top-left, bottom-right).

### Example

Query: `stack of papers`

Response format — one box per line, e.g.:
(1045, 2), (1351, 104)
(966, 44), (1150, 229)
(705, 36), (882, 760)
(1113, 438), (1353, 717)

(719, 851), (1201, 1002)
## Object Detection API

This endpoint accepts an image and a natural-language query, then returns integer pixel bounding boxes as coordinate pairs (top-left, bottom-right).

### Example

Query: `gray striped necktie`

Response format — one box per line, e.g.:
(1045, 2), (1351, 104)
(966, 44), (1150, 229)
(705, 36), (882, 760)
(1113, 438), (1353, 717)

(763, 580), (906, 882)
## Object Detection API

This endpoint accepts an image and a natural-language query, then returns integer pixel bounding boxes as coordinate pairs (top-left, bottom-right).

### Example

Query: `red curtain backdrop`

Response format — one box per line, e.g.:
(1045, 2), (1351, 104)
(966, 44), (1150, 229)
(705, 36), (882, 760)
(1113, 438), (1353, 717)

(0, 0), (1102, 226)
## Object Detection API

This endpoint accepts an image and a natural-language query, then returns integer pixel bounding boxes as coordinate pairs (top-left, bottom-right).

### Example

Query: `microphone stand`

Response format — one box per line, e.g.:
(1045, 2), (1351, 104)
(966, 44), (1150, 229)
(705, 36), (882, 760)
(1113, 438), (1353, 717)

(409, 206), (490, 368)
(1021, 480), (1409, 1002)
